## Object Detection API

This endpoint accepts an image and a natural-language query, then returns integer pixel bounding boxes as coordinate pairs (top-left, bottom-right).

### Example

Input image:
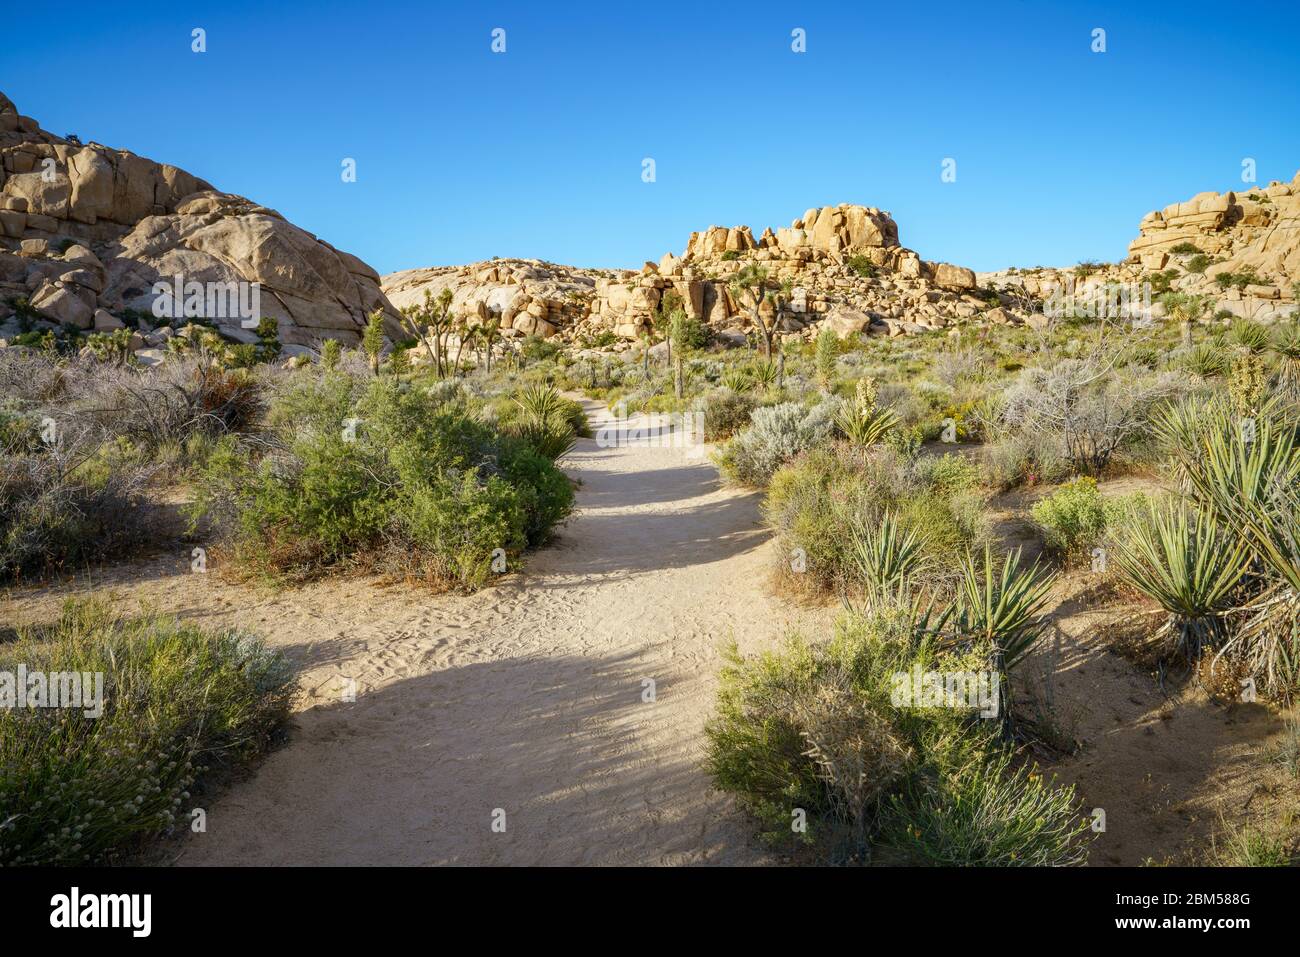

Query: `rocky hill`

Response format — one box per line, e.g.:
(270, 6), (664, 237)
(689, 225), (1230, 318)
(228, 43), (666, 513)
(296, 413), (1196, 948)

(381, 204), (1003, 348)
(0, 91), (401, 349)
(984, 171), (1300, 325)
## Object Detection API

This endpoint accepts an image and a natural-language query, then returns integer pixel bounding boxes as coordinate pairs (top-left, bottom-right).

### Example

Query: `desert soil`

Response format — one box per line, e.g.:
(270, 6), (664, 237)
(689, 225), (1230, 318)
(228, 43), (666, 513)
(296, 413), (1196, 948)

(4, 402), (1292, 866)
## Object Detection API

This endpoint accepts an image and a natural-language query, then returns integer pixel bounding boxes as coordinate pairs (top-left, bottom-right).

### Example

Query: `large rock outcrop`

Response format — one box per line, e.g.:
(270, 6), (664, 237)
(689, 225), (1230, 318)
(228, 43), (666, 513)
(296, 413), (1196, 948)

(381, 204), (994, 348)
(0, 91), (400, 347)
(981, 170), (1300, 327)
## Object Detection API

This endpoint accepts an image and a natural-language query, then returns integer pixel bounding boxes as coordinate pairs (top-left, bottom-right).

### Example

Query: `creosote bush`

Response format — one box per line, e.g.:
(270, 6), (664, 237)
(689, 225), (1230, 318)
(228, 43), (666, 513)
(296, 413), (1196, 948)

(765, 443), (989, 596)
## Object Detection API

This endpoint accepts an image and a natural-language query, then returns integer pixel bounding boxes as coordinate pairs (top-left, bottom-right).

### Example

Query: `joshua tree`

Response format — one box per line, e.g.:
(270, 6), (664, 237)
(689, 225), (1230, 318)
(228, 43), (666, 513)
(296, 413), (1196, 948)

(480, 320), (501, 374)
(362, 310), (386, 375)
(668, 307), (689, 399)
(728, 265), (786, 360)
(400, 288), (454, 377)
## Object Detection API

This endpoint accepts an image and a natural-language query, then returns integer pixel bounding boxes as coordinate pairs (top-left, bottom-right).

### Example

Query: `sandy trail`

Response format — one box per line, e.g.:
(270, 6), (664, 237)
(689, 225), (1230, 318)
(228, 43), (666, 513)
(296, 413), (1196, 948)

(6, 398), (827, 865)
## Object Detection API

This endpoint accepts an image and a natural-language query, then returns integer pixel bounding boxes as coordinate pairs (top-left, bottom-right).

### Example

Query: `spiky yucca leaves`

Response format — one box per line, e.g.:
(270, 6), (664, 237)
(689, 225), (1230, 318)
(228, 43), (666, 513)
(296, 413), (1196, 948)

(1270, 322), (1300, 400)
(848, 512), (925, 598)
(836, 377), (899, 446)
(950, 545), (1056, 674)
(511, 384), (577, 460)
(749, 360), (780, 388)
(1228, 318), (1270, 354)
(720, 367), (754, 392)
(1181, 341), (1228, 378)
(1154, 400), (1300, 692)
(1114, 501), (1248, 657)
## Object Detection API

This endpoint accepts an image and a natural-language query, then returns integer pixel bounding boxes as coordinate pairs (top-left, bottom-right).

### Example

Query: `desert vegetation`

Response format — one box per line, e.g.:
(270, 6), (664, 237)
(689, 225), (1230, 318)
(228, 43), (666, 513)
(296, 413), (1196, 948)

(0, 599), (294, 865)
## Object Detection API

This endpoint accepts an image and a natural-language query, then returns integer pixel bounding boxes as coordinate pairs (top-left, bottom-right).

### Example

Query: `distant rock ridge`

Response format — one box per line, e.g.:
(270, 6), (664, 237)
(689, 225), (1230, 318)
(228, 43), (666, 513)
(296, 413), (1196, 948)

(381, 204), (990, 347)
(0, 90), (401, 347)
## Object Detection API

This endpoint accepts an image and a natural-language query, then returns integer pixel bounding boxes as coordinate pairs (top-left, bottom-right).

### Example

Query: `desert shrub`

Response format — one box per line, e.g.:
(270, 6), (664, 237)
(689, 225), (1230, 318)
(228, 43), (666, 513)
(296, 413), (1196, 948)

(845, 254), (877, 278)
(0, 600), (295, 864)
(978, 434), (1070, 491)
(82, 358), (264, 453)
(718, 399), (838, 486)
(701, 388), (756, 441)
(1031, 477), (1114, 562)
(704, 604), (1088, 863)
(1215, 268), (1262, 292)
(1169, 242), (1200, 255)
(1186, 253), (1211, 274)
(997, 360), (1183, 475)
(520, 334), (560, 364)
(191, 374), (573, 587)
(764, 444), (989, 594)
(879, 748), (1089, 866)
(0, 423), (157, 582)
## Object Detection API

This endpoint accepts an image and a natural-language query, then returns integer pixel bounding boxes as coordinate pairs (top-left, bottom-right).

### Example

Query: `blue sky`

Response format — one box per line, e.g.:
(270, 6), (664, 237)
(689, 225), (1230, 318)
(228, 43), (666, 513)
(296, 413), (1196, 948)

(5, 1), (1298, 274)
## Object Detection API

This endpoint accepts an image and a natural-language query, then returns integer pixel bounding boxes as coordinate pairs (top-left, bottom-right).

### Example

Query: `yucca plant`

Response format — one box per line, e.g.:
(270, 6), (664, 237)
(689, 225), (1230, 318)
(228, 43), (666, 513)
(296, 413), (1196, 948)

(949, 545), (1056, 673)
(1228, 318), (1270, 354)
(1155, 399), (1300, 692)
(836, 377), (898, 446)
(1113, 501), (1247, 658)
(848, 512), (925, 598)
(511, 384), (577, 460)
(749, 360), (780, 389)
(1181, 341), (1228, 378)
(720, 367), (753, 392)
(1270, 322), (1300, 399)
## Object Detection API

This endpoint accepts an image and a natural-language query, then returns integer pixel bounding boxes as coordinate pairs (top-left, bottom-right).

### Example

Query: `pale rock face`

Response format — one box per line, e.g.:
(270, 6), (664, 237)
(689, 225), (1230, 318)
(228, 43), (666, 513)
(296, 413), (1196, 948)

(1128, 174), (1300, 287)
(0, 90), (401, 347)
(932, 263), (977, 290)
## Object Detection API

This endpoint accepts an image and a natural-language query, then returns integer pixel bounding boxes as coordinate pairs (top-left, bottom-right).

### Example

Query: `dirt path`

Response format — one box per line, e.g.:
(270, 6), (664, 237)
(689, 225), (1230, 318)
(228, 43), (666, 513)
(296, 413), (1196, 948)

(5, 399), (827, 865)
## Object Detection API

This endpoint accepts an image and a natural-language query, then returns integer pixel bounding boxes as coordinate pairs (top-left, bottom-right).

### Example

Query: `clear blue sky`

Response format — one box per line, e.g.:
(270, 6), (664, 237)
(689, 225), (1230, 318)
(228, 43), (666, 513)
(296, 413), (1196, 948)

(5, 1), (1298, 274)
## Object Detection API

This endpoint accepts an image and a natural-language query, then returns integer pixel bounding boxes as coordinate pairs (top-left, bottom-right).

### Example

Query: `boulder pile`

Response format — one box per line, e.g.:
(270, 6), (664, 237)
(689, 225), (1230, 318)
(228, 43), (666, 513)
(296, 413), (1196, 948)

(382, 204), (1005, 349)
(0, 90), (401, 352)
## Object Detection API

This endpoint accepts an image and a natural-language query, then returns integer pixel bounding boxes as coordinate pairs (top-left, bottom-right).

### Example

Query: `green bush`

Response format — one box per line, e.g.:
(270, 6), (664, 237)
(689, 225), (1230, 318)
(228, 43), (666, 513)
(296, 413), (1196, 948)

(1030, 477), (1112, 562)
(0, 600), (295, 864)
(880, 748), (1089, 866)
(704, 605), (1089, 863)
(701, 388), (756, 441)
(191, 374), (573, 588)
(764, 444), (989, 594)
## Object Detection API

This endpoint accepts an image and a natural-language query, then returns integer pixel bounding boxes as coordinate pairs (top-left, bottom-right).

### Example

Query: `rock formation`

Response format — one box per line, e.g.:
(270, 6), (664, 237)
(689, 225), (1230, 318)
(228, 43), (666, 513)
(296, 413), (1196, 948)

(0, 90), (401, 349)
(982, 171), (1300, 326)
(382, 204), (995, 348)
(383, 259), (610, 341)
